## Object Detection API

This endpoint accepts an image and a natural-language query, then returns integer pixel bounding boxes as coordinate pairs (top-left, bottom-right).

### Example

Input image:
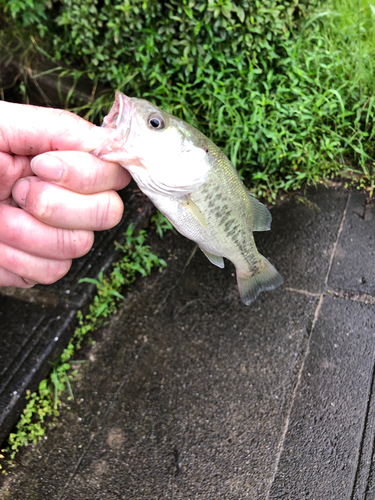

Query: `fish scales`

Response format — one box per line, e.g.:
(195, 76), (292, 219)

(190, 146), (259, 273)
(93, 92), (283, 305)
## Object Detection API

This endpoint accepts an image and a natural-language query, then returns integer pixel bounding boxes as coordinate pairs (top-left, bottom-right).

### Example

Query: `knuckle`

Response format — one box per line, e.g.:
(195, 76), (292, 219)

(0, 267), (34, 288)
(0, 153), (30, 201)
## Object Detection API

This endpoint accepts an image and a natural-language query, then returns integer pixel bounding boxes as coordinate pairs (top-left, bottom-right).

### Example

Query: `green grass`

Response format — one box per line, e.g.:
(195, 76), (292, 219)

(2, 0), (375, 199)
(0, 222), (167, 471)
(210, 0), (375, 199)
(56, 0), (375, 200)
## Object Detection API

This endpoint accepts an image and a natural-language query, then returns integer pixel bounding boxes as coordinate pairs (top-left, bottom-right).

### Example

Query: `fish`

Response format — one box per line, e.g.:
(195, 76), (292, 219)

(92, 91), (283, 305)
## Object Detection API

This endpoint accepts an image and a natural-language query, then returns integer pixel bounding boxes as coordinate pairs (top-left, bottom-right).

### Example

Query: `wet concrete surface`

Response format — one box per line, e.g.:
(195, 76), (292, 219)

(328, 191), (375, 297)
(1, 184), (375, 499)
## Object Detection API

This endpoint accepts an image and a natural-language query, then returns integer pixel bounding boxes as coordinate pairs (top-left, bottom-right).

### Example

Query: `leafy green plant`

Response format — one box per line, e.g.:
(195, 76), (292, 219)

(2, 380), (57, 463)
(0, 224), (166, 470)
(150, 211), (174, 239)
(2, 0), (375, 198)
(0, 0), (52, 35)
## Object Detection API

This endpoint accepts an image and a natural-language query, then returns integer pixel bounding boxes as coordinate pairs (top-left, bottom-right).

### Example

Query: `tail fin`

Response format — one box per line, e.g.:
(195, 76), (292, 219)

(237, 256), (283, 306)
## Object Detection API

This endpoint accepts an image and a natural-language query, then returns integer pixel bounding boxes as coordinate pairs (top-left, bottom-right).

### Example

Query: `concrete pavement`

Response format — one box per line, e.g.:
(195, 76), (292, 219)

(1, 183), (375, 499)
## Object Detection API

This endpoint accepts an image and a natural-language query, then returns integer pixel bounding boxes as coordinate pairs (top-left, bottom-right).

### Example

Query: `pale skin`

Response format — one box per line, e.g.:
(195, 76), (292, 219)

(0, 101), (131, 288)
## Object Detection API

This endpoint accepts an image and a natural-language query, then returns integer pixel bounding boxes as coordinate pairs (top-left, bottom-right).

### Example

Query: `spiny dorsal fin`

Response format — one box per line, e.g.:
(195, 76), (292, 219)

(247, 193), (272, 232)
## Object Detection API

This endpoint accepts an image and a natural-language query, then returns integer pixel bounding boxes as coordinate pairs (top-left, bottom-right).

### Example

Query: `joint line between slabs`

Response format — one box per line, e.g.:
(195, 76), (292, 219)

(267, 193), (350, 496)
(325, 192), (350, 285)
(286, 288), (375, 307)
(350, 344), (375, 500)
(285, 287), (320, 297)
(266, 293), (324, 498)
(328, 289), (375, 306)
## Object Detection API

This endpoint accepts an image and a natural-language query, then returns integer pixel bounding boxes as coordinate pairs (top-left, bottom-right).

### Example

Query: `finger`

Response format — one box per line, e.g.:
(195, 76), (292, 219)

(0, 241), (72, 285)
(0, 197), (19, 207)
(0, 267), (36, 288)
(30, 151), (131, 194)
(0, 204), (94, 260)
(0, 101), (114, 156)
(0, 152), (33, 202)
(12, 177), (124, 230)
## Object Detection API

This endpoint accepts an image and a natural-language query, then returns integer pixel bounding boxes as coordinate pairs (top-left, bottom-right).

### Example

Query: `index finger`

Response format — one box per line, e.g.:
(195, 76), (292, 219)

(0, 101), (112, 156)
(30, 150), (131, 194)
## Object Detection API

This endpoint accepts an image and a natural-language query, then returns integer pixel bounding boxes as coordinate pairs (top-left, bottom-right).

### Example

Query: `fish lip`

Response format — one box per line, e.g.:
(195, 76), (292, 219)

(102, 91), (132, 130)
(92, 91), (134, 158)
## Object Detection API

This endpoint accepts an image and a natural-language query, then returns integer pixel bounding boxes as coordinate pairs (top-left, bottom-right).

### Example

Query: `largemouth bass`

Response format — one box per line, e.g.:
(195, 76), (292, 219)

(93, 92), (283, 305)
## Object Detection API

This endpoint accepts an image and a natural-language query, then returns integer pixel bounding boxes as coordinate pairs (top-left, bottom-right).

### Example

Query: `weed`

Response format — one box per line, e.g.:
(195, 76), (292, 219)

(150, 211), (174, 239)
(0, 223), (166, 470)
(343, 171), (375, 196)
(0, 0), (51, 35)
(3, 0), (375, 199)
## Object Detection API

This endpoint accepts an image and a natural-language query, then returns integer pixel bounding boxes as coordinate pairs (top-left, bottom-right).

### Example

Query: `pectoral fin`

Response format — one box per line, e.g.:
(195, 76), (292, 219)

(247, 193), (272, 232)
(201, 249), (225, 268)
(182, 196), (207, 227)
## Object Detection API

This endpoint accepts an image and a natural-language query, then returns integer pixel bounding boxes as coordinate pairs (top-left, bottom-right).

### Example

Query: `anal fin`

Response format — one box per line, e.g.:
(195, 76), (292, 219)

(201, 249), (225, 268)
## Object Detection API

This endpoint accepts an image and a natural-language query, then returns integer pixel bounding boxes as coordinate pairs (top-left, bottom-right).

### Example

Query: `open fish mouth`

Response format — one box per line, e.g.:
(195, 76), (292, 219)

(102, 91), (133, 129)
(92, 91), (134, 158)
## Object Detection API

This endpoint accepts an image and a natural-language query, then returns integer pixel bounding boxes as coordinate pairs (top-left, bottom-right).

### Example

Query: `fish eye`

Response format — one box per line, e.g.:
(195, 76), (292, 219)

(148, 114), (166, 130)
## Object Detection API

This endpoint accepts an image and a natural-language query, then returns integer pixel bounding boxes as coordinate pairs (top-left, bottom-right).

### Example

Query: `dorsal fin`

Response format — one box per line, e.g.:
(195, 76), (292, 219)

(247, 193), (272, 232)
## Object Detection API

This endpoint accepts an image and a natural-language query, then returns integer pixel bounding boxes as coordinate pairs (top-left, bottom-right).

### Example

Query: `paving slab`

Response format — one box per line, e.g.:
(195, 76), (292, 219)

(56, 290), (316, 500)
(255, 185), (348, 294)
(269, 295), (375, 500)
(328, 191), (375, 297)
(1, 184), (375, 500)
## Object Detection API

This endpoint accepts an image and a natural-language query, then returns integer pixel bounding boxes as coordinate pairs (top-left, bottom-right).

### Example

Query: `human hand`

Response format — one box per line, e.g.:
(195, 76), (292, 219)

(0, 101), (131, 288)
